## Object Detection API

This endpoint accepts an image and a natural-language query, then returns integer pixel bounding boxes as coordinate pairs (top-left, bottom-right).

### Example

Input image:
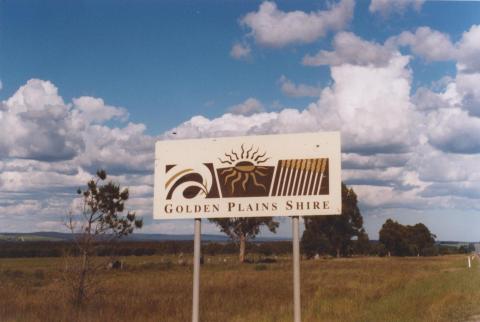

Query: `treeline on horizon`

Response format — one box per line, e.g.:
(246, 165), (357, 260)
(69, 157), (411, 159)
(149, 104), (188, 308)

(0, 239), (474, 259)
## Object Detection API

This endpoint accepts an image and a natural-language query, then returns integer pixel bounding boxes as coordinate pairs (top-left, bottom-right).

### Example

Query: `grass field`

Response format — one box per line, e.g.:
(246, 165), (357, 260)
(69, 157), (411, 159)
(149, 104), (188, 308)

(0, 254), (479, 322)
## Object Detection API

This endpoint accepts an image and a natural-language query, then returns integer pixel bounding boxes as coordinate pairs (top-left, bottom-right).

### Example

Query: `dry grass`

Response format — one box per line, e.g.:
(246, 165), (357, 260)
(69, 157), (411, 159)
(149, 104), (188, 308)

(0, 255), (479, 322)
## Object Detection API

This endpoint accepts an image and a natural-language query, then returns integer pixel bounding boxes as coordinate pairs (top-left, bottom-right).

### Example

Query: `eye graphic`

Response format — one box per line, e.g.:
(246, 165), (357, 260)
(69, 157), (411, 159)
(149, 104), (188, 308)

(218, 144), (270, 194)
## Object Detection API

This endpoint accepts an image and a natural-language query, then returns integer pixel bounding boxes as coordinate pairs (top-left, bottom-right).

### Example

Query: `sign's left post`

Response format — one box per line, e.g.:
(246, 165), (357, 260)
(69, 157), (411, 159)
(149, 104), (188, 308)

(192, 218), (201, 322)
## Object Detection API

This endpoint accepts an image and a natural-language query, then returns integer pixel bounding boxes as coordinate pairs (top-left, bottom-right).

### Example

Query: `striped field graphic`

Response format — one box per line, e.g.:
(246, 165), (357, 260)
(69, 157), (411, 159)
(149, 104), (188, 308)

(270, 158), (329, 196)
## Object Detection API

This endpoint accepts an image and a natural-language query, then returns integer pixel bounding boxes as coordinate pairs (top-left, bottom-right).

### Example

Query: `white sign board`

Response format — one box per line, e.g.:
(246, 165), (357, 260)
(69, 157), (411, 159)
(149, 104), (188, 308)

(154, 132), (341, 219)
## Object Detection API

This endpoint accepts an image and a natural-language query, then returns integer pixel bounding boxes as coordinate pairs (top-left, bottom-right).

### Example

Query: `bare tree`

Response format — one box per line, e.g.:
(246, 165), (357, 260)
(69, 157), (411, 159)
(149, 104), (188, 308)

(65, 169), (142, 308)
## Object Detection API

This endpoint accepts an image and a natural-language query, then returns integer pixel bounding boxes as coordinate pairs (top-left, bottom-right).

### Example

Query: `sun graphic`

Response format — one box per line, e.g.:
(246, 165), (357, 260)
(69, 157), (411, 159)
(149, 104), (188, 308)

(218, 144), (270, 194)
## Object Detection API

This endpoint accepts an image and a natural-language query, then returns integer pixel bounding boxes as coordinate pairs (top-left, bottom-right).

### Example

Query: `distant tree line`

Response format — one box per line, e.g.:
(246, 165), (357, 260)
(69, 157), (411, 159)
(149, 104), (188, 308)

(0, 238), (473, 259)
(0, 240), (293, 258)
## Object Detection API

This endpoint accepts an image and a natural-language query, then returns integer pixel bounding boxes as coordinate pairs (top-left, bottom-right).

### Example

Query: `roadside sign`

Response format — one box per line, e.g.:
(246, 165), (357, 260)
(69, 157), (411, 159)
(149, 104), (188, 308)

(154, 132), (341, 219)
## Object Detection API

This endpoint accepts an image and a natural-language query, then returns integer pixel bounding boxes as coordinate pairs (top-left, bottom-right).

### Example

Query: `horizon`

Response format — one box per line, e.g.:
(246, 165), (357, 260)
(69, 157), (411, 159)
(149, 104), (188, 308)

(0, 230), (478, 243)
(1, 0), (480, 242)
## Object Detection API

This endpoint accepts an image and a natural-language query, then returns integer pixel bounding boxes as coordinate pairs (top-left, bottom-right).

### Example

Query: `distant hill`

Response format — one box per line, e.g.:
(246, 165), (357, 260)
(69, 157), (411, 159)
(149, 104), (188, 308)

(0, 232), (288, 242)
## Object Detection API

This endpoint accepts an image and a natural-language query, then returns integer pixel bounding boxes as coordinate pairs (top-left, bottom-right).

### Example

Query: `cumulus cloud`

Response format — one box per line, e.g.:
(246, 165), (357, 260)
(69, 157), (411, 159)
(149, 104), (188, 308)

(389, 27), (456, 62)
(74, 123), (154, 174)
(227, 97), (264, 116)
(170, 53), (416, 155)
(412, 72), (480, 123)
(310, 54), (416, 154)
(230, 42), (251, 60)
(427, 108), (480, 154)
(387, 25), (480, 73)
(0, 79), (154, 173)
(455, 72), (480, 116)
(165, 112), (277, 140)
(72, 96), (128, 124)
(456, 25), (480, 73)
(278, 76), (322, 97)
(412, 86), (457, 111)
(0, 79), (83, 161)
(410, 144), (480, 184)
(0, 78), (156, 232)
(352, 185), (430, 210)
(303, 32), (395, 67)
(240, 0), (354, 48)
(342, 153), (410, 170)
(369, 0), (424, 17)
(410, 71), (480, 156)
(302, 25), (480, 75)
(421, 182), (480, 199)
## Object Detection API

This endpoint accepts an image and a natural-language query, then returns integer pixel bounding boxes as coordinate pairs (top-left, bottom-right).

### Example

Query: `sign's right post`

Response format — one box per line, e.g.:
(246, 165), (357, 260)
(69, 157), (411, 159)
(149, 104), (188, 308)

(292, 215), (301, 322)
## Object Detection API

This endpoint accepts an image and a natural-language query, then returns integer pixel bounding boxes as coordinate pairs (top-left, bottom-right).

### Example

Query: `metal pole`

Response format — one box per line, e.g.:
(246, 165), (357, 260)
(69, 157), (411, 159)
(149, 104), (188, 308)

(192, 218), (201, 322)
(292, 216), (301, 322)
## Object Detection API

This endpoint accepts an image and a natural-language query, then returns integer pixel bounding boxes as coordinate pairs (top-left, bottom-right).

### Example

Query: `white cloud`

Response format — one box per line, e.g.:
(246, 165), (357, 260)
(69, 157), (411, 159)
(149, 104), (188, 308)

(456, 25), (480, 73)
(72, 96), (128, 124)
(171, 53), (416, 155)
(165, 113), (277, 140)
(412, 85), (458, 111)
(386, 25), (480, 73)
(410, 144), (480, 184)
(228, 97), (264, 116)
(343, 166), (406, 187)
(409, 70), (480, 156)
(342, 153), (410, 170)
(278, 75), (321, 97)
(456, 72), (480, 116)
(240, 0), (354, 48)
(0, 79), (83, 161)
(0, 79), (156, 232)
(230, 42), (251, 60)
(353, 185), (430, 210)
(0, 79), (154, 173)
(301, 25), (480, 75)
(310, 54), (416, 154)
(76, 122), (155, 173)
(389, 27), (456, 62)
(412, 71), (480, 118)
(369, 0), (424, 17)
(0, 167), (90, 192)
(303, 32), (395, 67)
(426, 108), (480, 154)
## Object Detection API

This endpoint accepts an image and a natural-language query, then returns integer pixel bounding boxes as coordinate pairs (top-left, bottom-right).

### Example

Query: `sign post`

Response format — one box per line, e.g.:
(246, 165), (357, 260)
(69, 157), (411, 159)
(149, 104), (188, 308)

(154, 132), (342, 322)
(292, 216), (301, 322)
(192, 218), (201, 322)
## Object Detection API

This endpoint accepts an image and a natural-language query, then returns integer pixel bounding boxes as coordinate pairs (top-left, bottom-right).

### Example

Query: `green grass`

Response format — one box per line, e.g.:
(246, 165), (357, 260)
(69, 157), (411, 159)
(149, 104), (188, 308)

(0, 255), (479, 322)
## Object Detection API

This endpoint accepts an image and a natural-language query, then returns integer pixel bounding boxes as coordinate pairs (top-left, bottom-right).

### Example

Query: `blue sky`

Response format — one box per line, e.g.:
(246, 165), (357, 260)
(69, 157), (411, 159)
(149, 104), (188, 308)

(1, 0), (480, 241)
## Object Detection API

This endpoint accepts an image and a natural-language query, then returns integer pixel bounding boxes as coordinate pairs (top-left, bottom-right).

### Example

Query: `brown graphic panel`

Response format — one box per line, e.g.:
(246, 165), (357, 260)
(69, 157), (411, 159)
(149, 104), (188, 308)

(217, 166), (275, 198)
(271, 158), (329, 196)
(165, 163), (220, 200)
(216, 144), (275, 198)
